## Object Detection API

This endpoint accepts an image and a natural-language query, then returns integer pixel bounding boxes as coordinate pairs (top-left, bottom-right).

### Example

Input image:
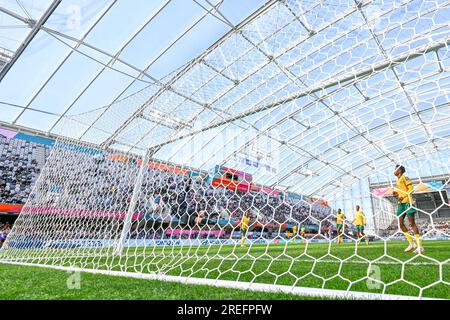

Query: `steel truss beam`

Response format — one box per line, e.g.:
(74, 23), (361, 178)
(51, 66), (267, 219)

(101, 0), (279, 148)
(0, 0), (62, 82)
(127, 0), (368, 154)
(311, 131), (450, 197)
(147, 36), (450, 151)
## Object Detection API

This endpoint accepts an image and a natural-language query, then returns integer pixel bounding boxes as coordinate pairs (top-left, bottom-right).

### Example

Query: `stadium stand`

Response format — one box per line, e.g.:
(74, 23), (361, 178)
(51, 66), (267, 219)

(0, 136), (50, 205)
(419, 218), (450, 237)
(0, 136), (335, 241)
(8, 135), (449, 242)
(0, 221), (11, 248)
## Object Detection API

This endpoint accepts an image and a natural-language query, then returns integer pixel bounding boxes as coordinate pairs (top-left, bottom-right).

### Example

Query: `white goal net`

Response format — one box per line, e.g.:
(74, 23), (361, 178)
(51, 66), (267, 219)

(1, 0), (450, 300)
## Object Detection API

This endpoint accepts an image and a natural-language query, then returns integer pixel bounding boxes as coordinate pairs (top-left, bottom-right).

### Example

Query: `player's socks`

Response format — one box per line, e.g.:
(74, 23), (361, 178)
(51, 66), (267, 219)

(414, 234), (422, 247)
(403, 232), (414, 244)
(404, 232), (417, 252)
(365, 236), (369, 245)
(241, 236), (245, 247)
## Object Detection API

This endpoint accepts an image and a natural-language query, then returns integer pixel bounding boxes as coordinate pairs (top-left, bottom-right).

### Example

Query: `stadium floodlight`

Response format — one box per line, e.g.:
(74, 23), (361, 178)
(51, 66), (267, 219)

(1, 0), (449, 300)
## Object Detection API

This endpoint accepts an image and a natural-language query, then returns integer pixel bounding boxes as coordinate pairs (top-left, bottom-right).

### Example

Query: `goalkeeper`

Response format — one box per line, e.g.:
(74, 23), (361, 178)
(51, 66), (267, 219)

(393, 165), (424, 253)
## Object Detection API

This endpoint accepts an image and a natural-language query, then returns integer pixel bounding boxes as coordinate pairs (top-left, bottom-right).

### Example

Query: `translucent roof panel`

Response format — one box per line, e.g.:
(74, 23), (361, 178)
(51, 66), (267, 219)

(0, 0), (53, 52)
(0, 0), (265, 132)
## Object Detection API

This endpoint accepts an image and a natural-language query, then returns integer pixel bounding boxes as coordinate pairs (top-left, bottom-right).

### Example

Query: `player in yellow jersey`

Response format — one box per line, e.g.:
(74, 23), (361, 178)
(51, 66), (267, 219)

(300, 225), (306, 244)
(336, 208), (346, 244)
(292, 225), (298, 241)
(394, 165), (423, 253)
(352, 205), (369, 245)
(239, 211), (250, 247)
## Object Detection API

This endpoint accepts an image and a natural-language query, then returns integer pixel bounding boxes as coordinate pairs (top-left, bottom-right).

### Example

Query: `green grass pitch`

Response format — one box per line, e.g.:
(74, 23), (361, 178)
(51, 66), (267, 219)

(0, 240), (448, 300)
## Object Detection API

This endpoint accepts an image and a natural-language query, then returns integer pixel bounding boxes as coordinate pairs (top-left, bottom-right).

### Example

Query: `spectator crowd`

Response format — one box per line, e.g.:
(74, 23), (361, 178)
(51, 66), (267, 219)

(0, 136), (48, 204)
(420, 219), (450, 237)
(0, 221), (11, 248)
(3, 136), (448, 244)
(1, 136), (338, 244)
(7, 142), (335, 242)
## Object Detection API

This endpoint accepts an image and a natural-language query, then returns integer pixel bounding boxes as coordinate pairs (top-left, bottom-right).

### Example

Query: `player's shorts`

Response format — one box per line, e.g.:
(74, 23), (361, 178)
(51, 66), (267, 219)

(336, 224), (343, 230)
(240, 229), (248, 236)
(396, 203), (417, 218)
(355, 225), (364, 231)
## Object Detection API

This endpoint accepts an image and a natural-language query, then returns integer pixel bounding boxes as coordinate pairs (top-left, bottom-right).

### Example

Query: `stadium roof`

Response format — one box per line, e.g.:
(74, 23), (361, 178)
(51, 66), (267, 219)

(0, 0), (449, 197)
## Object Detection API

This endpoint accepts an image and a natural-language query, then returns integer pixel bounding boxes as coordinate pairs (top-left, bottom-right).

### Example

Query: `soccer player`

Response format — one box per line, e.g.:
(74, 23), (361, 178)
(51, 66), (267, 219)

(300, 225), (306, 244)
(292, 225), (298, 241)
(394, 165), (424, 253)
(239, 211), (250, 247)
(352, 205), (369, 245)
(336, 208), (346, 244)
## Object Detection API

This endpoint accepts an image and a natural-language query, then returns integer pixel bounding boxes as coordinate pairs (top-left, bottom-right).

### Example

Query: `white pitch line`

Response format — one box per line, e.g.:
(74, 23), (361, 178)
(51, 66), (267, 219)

(0, 261), (441, 300)
(1, 253), (446, 266)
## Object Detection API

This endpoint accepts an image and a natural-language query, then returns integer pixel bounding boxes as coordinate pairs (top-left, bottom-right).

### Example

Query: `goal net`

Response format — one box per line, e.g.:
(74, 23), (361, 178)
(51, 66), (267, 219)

(1, 0), (450, 300)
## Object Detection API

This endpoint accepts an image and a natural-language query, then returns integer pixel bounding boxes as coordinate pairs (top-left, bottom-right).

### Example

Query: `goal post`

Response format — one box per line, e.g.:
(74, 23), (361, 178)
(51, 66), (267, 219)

(113, 149), (151, 256)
